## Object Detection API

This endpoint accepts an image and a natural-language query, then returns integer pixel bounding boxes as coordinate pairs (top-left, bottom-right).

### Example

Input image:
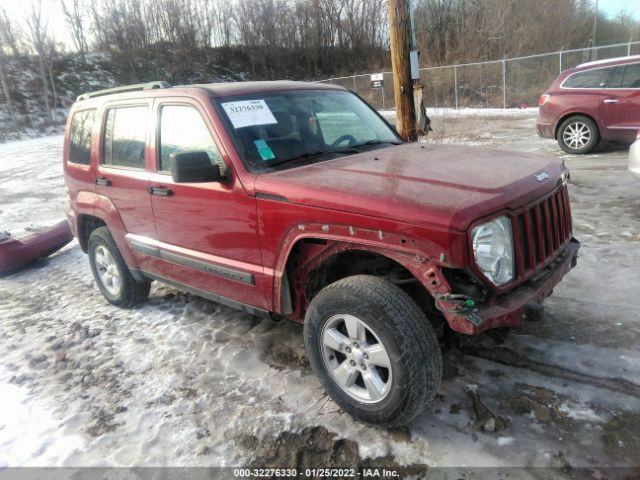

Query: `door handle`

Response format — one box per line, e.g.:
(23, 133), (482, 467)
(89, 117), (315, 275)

(148, 186), (173, 197)
(603, 99), (618, 104)
(94, 177), (111, 186)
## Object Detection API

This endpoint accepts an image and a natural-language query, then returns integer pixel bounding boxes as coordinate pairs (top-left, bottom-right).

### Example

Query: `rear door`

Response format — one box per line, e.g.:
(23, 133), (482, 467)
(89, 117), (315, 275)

(94, 101), (155, 239)
(561, 66), (615, 132)
(603, 63), (640, 134)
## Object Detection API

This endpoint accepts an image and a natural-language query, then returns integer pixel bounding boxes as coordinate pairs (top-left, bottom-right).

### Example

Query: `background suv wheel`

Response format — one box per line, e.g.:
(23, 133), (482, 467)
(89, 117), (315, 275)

(304, 275), (442, 427)
(88, 227), (151, 307)
(557, 115), (599, 154)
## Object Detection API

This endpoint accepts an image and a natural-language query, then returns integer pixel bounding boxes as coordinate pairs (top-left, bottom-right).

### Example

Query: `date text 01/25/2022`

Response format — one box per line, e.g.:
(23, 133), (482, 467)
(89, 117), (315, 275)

(233, 467), (401, 477)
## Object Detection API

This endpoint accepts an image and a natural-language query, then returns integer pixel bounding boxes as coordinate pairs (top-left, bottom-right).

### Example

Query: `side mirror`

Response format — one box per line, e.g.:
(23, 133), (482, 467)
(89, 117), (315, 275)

(170, 151), (223, 183)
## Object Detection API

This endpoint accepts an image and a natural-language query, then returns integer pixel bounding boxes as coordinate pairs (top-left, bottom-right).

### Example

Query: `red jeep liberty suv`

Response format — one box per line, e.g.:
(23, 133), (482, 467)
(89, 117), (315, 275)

(64, 81), (579, 426)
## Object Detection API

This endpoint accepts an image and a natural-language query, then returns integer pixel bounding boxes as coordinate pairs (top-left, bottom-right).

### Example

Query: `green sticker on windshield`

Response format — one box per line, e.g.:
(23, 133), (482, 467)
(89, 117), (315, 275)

(254, 139), (276, 161)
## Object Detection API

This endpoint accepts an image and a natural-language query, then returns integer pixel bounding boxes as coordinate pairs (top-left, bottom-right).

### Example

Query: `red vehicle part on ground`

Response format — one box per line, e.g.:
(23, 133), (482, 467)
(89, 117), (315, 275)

(0, 221), (73, 274)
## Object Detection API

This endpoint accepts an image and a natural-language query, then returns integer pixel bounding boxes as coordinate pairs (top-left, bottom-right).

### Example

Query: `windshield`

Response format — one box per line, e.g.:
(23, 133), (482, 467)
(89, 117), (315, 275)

(213, 89), (401, 173)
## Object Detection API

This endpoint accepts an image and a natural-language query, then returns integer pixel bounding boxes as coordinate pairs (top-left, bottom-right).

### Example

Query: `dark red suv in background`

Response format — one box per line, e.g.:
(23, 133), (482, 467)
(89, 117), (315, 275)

(537, 55), (640, 154)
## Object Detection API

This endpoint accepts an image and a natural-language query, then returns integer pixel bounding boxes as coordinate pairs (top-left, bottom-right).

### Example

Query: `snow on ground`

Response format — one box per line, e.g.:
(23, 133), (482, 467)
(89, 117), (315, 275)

(379, 107), (539, 119)
(0, 135), (67, 238)
(431, 107), (540, 116)
(1, 113), (639, 476)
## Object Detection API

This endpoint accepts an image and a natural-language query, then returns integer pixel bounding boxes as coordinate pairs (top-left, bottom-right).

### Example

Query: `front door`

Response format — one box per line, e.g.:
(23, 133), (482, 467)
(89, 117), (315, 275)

(602, 63), (640, 139)
(137, 98), (268, 311)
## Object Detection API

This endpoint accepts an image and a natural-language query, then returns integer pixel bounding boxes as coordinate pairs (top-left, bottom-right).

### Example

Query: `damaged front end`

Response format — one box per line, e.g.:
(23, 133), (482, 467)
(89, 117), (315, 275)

(430, 239), (579, 334)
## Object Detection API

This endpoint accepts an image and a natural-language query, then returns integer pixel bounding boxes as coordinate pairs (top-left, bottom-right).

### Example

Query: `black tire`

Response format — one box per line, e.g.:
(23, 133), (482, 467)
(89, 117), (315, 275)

(304, 275), (442, 427)
(88, 226), (150, 307)
(557, 115), (599, 154)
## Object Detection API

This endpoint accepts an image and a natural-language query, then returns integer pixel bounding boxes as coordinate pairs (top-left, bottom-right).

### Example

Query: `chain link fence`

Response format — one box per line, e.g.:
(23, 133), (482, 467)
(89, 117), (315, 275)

(318, 41), (640, 110)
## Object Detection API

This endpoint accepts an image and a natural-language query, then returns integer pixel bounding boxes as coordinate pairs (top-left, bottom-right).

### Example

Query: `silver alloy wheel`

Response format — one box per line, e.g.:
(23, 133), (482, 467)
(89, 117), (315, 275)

(94, 245), (121, 296)
(562, 121), (591, 150)
(321, 314), (393, 403)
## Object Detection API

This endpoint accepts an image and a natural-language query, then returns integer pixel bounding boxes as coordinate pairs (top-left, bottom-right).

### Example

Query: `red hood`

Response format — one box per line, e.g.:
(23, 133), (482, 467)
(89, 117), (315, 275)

(254, 143), (565, 231)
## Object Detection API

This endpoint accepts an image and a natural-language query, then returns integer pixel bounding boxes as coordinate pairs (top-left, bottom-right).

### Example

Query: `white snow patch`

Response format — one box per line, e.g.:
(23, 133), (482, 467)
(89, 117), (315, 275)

(497, 437), (515, 446)
(0, 368), (85, 466)
(379, 107), (538, 117)
(0, 135), (66, 237)
(558, 402), (605, 423)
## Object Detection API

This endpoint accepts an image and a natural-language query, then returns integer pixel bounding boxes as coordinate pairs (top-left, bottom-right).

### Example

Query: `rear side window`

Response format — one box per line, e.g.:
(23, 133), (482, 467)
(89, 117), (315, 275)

(620, 64), (640, 88)
(158, 105), (227, 176)
(608, 67), (624, 88)
(103, 106), (148, 169)
(563, 67), (615, 88)
(69, 109), (96, 165)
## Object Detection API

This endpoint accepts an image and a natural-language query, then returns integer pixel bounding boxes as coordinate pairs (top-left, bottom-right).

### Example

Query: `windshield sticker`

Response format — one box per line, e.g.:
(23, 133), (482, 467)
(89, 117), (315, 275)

(221, 100), (277, 129)
(254, 139), (276, 161)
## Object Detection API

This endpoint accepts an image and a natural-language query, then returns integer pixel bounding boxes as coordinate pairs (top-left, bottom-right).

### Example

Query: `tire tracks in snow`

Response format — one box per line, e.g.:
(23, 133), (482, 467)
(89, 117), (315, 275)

(459, 343), (640, 399)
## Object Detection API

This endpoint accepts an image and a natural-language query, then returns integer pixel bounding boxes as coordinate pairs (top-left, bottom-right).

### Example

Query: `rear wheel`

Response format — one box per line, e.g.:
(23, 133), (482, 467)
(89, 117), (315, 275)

(88, 227), (150, 307)
(557, 115), (599, 154)
(304, 275), (442, 427)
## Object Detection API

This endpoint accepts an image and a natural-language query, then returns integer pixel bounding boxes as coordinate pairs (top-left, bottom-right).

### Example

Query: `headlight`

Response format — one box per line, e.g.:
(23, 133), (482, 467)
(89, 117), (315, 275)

(471, 215), (515, 286)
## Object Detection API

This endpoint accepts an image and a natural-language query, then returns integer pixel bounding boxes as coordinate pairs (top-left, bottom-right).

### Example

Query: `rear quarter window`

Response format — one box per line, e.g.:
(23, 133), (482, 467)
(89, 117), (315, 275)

(103, 106), (148, 169)
(563, 67), (615, 88)
(68, 109), (96, 165)
(620, 64), (640, 88)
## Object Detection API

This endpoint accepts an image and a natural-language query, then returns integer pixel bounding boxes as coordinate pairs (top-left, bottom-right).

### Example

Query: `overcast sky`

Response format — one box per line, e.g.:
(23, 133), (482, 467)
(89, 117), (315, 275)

(1, 0), (639, 52)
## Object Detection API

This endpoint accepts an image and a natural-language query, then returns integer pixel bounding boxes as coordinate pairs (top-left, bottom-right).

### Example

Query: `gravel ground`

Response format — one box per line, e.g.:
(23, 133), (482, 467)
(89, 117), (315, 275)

(1, 111), (639, 478)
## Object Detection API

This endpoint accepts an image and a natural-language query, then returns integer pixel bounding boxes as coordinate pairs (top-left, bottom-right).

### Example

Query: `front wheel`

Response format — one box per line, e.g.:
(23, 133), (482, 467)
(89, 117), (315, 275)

(557, 115), (599, 154)
(304, 275), (442, 427)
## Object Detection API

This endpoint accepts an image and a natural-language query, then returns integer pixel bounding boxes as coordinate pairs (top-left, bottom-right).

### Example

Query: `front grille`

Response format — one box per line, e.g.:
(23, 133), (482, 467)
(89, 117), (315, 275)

(512, 184), (572, 278)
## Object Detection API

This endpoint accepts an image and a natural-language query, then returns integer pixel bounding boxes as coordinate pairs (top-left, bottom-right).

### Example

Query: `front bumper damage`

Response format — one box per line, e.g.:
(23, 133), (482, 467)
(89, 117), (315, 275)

(439, 239), (580, 334)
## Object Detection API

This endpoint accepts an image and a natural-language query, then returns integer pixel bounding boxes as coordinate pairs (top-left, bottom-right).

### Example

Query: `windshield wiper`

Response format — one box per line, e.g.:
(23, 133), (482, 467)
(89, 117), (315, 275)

(266, 147), (360, 167)
(351, 139), (402, 149)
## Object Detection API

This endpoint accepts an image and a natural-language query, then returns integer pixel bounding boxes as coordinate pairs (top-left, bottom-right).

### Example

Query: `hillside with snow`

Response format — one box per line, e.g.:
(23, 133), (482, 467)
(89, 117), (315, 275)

(0, 46), (311, 141)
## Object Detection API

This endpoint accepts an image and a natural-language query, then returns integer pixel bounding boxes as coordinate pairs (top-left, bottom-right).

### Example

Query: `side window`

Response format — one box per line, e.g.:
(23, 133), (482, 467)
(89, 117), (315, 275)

(620, 64), (640, 88)
(103, 106), (148, 169)
(563, 67), (615, 88)
(69, 109), (96, 165)
(607, 67), (624, 88)
(159, 105), (227, 176)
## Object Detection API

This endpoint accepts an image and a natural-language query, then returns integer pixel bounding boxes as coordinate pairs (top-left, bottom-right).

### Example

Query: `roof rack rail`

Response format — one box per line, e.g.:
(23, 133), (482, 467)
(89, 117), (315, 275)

(76, 81), (172, 101)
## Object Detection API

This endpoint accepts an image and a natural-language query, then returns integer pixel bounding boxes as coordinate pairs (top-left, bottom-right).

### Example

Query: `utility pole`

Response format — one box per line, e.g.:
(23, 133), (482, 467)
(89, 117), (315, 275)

(388, 0), (417, 142)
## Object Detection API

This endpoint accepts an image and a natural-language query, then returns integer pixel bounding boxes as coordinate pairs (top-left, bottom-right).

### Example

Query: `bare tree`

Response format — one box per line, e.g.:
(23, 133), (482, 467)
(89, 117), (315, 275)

(88, 1), (110, 50)
(0, 51), (18, 126)
(61, 0), (89, 60)
(216, 0), (235, 46)
(194, 0), (216, 47)
(0, 8), (25, 56)
(414, 0), (600, 65)
(0, 8), (25, 127)
(26, 0), (55, 123)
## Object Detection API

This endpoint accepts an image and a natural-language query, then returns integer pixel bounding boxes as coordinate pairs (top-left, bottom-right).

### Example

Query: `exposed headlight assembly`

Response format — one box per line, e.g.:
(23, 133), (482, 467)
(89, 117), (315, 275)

(471, 215), (515, 286)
